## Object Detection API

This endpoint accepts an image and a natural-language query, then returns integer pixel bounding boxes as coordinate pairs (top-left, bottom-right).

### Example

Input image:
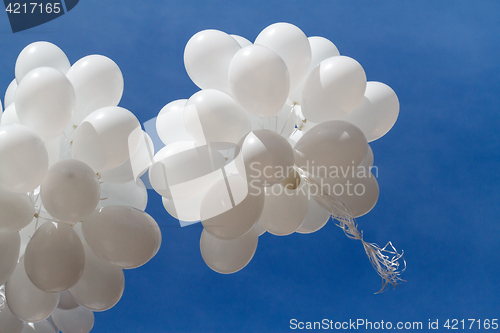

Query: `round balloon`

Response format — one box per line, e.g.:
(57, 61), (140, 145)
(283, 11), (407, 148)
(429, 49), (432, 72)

(184, 29), (241, 93)
(296, 196), (331, 234)
(4, 79), (17, 109)
(6, 257), (60, 323)
(201, 174), (265, 240)
(24, 221), (85, 293)
(16, 67), (75, 140)
(200, 226), (259, 274)
(230, 34), (252, 48)
(82, 206), (161, 269)
(0, 303), (25, 333)
(15, 41), (70, 83)
(229, 44), (290, 117)
(72, 106), (142, 171)
(67, 55), (124, 125)
(0, 188), (35, 232)
(0, 124), (49, 193)
(52, 307), (94, 333)
(41, 159), (100, 223)
(0, 104), (20, 125)
(156, 99), (192, 146)
(301, 56), (367, 123)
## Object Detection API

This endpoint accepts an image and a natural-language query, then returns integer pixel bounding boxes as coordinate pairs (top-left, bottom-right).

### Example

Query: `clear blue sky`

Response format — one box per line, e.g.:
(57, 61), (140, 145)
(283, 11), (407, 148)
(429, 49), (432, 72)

(1, 1), (500, 332)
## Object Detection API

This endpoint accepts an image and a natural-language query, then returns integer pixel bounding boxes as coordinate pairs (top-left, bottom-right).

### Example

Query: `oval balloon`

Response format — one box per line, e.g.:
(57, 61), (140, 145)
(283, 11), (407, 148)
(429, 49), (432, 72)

(4, 79), (17, 108)
(0, 303), (25, 333)
(0, 124), (49, 193)
(24, 221), (85, 293)
(0, 104), (20, 125)
(229, 44), (289, 117)
(296, 196), (331, 234)
(156, 99), (192, 146)
(82, 206), (161, 269)
(52, 306), (94, 333)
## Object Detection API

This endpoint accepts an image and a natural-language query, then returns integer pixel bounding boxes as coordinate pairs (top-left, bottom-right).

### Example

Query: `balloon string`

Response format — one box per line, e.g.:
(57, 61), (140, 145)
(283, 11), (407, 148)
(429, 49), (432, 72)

(294, 166), (406, 293)
(280, 103), (296, 135)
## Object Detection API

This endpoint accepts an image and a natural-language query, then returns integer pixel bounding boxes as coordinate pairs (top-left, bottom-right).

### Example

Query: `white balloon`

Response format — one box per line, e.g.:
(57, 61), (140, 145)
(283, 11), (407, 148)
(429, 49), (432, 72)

(69, 224), (124, 312)
(67, 55), (124, 125)
(24, 221), (85, 293)
(230, 34), (252, 48)
(44, 133), (71, 167)
(82, 206), (161, 269)
(301, 56), (367, 123)
(255, 22), (311, 94)
(100, 178), (148, 211)
(18, 217), (38, 259)
(237, 130), (295, 187)
(0, 188), (34, 232)
(229, 44), (290, 117)
(41, 159), (100, 223)
(200, 226), (259, 274)
(0, 303), (24, 333)
(296, 196), (331, 234)
(184, 29), (241, 93)
(0, 124), (49, 193)
(201, 175), (265, 240)
(162, 195), (202, 222)
(0, 103), (20, 125)
(21, 321), (57, 333)
(6, 257), (60, 323)
(57, 291), (79, 310)
(248, 102), (296, 138)
(0, 231), (20, 285)
(15, 42), (70, 83)
(52, 307), (94, 333)
(4, 79), (17, 108)
(149, 141), (226, 200)
(288, 36), (340, 104)
(343, 81), (400, 142)
(258, 179), (309, 236)
(72, 106), (142, 171)
(184, 89), (251, 144)
(294, 120), (368, 177)
(16, 67), (75, 140)
(156, 99), (192, 146)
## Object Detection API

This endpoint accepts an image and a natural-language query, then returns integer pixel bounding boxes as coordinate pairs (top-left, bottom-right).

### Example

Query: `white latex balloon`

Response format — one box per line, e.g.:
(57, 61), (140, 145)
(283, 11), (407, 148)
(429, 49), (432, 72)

(200, 226), (259, 274)
(255, 22), (311, 94)
(294, 120), (368, 177)
(100, 178), (148, 211)
(16, 67), (75, 140)
(67, 55), (124, 125)
(0, 188), (34, 232)
(15, 42), (70, 83)
(0, 231), (20, 286)
(228, 44), (290, 117)
(24, 221), (85, 293)
(156, 99), (192, 146)
(6, 257), (60, 323)
(18, 217), (38, 259)
(258, 179), (309, 236)
(237, 130), (295, 187)
(201, 175), (265, 240)
(82, 206), (161, 269)
(230, 34), (252, 48)
(343, 81), (400, 142)
(312, 170), (379, 218)
(41, 159), (100, 223)
(0, 103), (20, 125)
(149, 141), (225, 200)
(184, 29), (241, 93)
(0, 124), (49, 193)
(288, 36), (340, 104)
(4, 79), (17, 108)
(57, 291), (79, 310)
(184, 89), (251, 144)
(72, 106), (142, 171)
(0, 303), (25, 333)
(21, 321), (57, 333)
(69, 224), (124, 312)
(52, 307), (94, 333)
(296, 196), (331, 234)
(301, 56), (367, 123)
(162, 195), (202, 222)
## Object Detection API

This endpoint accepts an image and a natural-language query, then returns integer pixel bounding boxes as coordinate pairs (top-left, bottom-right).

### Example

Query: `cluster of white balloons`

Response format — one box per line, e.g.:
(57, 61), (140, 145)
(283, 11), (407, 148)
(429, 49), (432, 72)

(152, 22), (401, 282)
(0, 42), (161, 332)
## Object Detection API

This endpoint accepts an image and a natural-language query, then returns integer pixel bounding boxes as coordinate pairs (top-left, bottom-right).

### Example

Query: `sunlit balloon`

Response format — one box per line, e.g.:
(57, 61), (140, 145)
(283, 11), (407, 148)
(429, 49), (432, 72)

(4, 79), (17, 109)
(156, 99), (192, 146)
(0, 104), (20, 125)
(296, 196), (331, 234)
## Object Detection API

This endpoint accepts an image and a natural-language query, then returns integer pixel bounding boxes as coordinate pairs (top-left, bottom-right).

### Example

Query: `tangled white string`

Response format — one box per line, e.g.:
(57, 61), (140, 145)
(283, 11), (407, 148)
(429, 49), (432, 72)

(295, 166), (406, 293)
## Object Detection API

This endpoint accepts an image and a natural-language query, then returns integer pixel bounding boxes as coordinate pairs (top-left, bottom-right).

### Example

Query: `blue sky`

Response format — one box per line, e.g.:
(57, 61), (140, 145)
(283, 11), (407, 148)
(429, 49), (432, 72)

(1, 1), (500, 332)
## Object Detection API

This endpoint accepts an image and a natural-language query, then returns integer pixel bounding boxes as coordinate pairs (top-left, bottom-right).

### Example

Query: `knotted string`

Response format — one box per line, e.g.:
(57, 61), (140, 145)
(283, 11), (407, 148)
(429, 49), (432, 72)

(294, 166), (406, 293)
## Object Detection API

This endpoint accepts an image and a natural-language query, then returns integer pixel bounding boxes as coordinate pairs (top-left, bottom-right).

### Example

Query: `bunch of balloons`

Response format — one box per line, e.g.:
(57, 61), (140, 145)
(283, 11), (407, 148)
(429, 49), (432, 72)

(152, 22), (404, 291)
(0, 42), (161, 332)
